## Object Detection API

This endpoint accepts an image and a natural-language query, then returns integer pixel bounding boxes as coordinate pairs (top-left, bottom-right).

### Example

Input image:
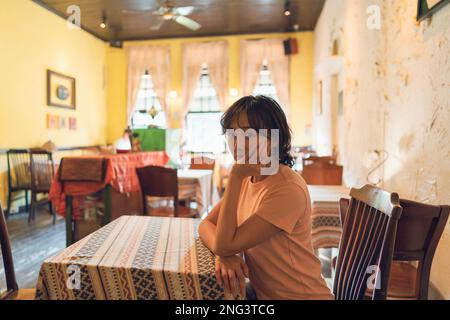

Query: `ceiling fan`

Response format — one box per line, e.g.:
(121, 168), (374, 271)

(123, 0), (202, 31)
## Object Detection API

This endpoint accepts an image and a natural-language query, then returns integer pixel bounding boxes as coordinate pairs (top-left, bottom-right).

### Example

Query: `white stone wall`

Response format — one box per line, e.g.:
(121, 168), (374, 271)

(313, 0), (450, 298)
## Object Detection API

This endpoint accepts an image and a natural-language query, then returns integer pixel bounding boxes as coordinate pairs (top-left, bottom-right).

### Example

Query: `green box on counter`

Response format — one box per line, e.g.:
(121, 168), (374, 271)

(133, 128), (166, 151)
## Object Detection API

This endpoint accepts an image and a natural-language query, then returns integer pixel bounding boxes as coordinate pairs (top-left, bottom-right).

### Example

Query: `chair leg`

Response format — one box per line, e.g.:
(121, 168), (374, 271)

(6, 189), (12, 220)
(49, 201), (56, 225)
(29, 192), (37, 223)
(25, 190), (29, 212)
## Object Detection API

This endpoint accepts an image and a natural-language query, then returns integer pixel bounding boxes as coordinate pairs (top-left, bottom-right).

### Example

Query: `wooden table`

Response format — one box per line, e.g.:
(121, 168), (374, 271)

(49, 152), (170, 245)
(35, 216), (241, 300)
(308, 185), (350, 249)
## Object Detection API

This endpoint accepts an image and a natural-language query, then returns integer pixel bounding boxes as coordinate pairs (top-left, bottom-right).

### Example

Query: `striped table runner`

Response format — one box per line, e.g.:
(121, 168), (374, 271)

(308, 185), (350, 250)
(35, 216), (238, 300)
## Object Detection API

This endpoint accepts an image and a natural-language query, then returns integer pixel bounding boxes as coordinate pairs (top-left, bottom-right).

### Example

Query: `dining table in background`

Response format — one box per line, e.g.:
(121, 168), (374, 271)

(308, 185), (350, 250)
(177, 169), (220, 217)
(49, 151), (170, 245)
(35, 216), (241, 300)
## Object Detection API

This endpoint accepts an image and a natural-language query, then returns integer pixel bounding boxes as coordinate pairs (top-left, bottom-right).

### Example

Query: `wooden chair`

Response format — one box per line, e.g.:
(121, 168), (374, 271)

(29, 149), (56, 224)
(333, 184), (403, 300)
(136, 166), (197, 218)
(339, 197), (450, 299)
(5, 149), (31, 219)
(59, 157), (109, 246)
(302, 156), (343, 185)
(0, 202), (36, 300)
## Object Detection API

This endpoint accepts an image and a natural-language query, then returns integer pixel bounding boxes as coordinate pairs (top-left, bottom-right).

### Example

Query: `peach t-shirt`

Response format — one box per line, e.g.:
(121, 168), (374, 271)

(237, 165), (333, 300)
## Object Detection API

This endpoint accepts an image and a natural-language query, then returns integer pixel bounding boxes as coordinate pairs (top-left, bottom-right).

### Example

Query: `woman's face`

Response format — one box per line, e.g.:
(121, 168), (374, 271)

(226, 112), (271, 164)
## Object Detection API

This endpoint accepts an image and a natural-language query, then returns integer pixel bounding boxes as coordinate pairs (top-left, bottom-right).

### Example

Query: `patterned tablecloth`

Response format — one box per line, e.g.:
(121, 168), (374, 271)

(308, 185), (350, 250)
(36, 216), (239, 300)
(49, 152), (170, 220)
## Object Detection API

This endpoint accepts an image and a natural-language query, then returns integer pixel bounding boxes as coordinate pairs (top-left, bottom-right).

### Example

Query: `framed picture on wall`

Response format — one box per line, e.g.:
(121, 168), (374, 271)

(47, 70), (76, 109)
(417, 0), (450, 21)
(46, 114), (59, 129)
(69, 117), (77, 130)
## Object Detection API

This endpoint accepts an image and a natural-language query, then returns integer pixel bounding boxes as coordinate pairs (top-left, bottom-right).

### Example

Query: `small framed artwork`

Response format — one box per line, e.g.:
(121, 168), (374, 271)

(417, 0), (450, 21)
(69, 117), (77, 130)
(59, 117), (67, 129)
(47, 70), (76, 109)
(46, 114), (60, 129)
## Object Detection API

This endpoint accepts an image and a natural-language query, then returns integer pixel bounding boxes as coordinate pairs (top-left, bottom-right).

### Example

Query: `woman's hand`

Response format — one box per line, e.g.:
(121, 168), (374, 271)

(230, 164), (261, 179)
(215, 255), (249, 297)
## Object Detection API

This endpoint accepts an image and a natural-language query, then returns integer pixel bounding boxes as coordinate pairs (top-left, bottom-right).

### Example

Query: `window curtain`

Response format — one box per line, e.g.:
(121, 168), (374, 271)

(126, 45), (171, 125)
(182, 41), (229, 120)
(241, 39), (290, 113)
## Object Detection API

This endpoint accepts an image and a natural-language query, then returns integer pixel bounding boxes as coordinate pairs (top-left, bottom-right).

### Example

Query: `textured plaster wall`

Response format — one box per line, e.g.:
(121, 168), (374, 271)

(313, 0), (450, 298)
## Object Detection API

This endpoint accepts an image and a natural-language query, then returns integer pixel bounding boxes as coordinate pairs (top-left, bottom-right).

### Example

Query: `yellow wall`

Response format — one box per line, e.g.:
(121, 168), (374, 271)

(0, 0), (107, 149)
(0, 0), (107, 206)
(106, 32), (314, 147)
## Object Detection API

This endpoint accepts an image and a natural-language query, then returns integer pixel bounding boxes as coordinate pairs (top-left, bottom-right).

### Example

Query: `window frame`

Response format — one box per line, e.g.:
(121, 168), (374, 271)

(185, 66), (225, 154)
(130, 71), (167, 129)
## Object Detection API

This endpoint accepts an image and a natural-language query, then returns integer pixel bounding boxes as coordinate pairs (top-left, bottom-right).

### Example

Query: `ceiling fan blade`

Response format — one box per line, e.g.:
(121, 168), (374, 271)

(149, 18), (166, 31)
(175, 6), (195, 16)
(174, 15), (201, 31)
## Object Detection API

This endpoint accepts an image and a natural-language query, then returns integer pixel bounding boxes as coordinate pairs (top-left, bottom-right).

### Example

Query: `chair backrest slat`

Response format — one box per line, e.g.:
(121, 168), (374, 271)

(347, 204), (377, 299)
(30, 149), (55, 192)
(352, 209), (387, 299)
(333, 184), (402, 300)
(7, 149), (31, 190)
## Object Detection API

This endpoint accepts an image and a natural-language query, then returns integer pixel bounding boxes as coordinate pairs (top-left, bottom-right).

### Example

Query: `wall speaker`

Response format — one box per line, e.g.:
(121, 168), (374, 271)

(283, 38), (299, 55)
(110, 40), (123, 48)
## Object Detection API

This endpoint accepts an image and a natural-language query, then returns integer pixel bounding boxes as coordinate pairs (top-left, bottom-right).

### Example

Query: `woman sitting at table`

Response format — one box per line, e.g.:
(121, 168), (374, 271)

(199, 95), (333, 300)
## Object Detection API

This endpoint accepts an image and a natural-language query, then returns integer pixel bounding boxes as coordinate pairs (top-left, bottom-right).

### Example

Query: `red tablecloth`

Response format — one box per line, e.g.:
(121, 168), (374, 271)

(50, 152), (169, 219)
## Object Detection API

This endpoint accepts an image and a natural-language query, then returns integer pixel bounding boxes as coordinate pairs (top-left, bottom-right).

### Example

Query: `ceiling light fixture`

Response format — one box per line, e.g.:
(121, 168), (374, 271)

(100, 12), (107, 29)
(284, 1), (291, 16)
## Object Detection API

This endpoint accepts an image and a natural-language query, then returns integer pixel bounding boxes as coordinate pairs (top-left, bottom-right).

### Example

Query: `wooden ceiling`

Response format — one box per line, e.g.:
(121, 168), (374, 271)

(33, 0), (325, 42)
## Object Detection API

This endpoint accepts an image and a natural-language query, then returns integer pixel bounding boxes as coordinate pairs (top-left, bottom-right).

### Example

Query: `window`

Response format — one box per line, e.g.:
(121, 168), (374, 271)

(253, 60), (279, 102)
(131, 71), (167, 129)
(186, 64), (225, 154)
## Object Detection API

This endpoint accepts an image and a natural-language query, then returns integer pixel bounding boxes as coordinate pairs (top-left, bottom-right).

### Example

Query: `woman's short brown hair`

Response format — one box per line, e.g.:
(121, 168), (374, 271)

(220, 95), (294, 167)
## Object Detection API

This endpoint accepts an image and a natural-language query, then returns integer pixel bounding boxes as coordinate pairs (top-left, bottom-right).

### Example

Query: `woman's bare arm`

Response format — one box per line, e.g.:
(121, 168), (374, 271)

(198, 200), (221, 252)
(214, 165), (282, 257)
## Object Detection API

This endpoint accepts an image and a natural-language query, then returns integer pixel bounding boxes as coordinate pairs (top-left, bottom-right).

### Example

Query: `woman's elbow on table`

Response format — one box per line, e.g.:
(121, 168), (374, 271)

(198, 220), (208, 243)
